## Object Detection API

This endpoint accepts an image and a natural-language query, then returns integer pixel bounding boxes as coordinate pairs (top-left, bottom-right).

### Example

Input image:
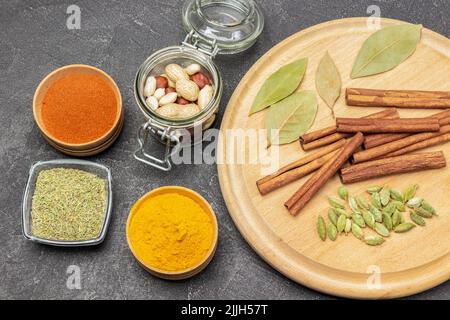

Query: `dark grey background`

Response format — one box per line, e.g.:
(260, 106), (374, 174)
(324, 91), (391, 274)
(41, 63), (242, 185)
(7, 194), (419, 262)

(1, 0), (449, 300)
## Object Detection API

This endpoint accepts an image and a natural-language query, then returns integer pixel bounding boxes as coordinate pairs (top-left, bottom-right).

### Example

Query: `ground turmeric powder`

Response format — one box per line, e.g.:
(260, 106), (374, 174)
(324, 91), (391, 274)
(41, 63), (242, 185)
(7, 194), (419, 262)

(128, 190), (215, 272)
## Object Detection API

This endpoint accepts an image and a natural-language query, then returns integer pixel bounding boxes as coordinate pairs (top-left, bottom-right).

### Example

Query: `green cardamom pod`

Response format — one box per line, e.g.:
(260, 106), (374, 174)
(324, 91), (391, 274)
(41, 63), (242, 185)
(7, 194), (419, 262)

(392, 200), (406, 212)
(399, 211), (405, 224)
(382, 202), (397, 216)
(348, 196), (359, 212)
(352, 212), (366, 228)
(364, 235), (385, 246)
(317, 216), (327, 241)
(390, 189), (404, 203)
(334, 208), (349, 217)
(406, 197), (423, 208)
(362, 209), (375, 228)
(344, 219), (352, 234)
(380, 187), (391, 206)
(328, 196), (345, 209)
(328, 208), (338, 226)
(371, 192), (382, 209)
(421, 201), (436, 215)
(392, 210), (401, 227)
(375, 222), (390, 237)
(370, 207), (383, 222)
(410, 211), (426, 226)
(367, 186), (382, 193)
(394, 222), (416, 233)
(351, 223), (364, 240)
(382, 213), (393, 231)
(415, 207), (433, 218)
(328, 223), (338, 241)
(356, 196), (370, 210)
(338, 186), (348, 200)
(337, 214), (347, 233)
(403, 184), (418, 201)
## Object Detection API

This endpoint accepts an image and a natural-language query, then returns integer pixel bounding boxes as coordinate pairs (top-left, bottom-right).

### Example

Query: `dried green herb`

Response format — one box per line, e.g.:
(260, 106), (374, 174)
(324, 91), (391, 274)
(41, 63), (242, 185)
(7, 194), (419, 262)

(266, 91), (318, 145)
(315, 51), (341, 117)
(317, 216), (327, 241)
(250, 58), (308, 114)
(351, 24), (422, 78)
(31, 168), (107, 241)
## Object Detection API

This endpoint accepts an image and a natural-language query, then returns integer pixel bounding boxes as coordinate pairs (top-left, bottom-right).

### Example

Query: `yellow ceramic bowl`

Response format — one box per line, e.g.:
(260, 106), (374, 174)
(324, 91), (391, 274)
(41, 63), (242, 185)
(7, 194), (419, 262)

(33, 64), (123, 151)
(126, 186), (218, 280)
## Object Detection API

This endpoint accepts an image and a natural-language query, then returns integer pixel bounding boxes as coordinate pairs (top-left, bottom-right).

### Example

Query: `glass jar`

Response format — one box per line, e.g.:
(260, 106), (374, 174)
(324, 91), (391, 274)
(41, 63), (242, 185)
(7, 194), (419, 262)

(134, 0), (264, 171)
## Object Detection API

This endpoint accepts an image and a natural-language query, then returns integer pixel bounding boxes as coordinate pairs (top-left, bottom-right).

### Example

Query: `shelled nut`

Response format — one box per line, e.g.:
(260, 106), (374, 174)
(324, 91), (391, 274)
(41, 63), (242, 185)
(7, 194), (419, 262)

(144, 76), (156, 97)
(159, 92), (178, 105)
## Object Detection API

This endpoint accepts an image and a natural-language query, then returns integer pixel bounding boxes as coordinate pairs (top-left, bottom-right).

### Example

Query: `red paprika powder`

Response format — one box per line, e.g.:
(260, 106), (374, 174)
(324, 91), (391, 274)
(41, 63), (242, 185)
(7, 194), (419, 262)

(41, 73), (118, 144)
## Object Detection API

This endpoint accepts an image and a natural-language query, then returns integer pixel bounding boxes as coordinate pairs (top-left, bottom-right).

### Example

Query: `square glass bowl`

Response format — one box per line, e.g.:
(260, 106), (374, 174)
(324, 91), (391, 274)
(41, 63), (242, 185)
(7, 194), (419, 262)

(22, 159), (113, 247)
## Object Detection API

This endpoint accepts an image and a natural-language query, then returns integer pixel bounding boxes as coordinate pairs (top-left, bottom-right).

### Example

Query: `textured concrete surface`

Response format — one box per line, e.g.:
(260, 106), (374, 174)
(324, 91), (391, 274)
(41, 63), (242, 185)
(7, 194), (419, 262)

(1, 0), (449, 300)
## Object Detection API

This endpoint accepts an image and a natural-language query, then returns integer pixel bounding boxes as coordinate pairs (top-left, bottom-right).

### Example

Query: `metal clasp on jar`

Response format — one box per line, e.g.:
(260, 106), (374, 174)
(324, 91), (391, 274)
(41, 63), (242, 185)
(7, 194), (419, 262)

(134, 119), (181, 171)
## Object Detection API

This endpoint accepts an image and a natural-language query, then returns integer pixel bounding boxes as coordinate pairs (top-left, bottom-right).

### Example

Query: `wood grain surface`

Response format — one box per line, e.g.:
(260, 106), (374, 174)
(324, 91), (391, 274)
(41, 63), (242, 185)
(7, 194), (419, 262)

(218, 18), (450, 299)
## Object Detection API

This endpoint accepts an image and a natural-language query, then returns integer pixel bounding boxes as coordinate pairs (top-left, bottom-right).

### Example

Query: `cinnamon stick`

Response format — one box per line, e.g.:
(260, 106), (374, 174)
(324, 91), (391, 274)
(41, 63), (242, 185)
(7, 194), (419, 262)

(256, 139), (346, 194)
(257, 149), (340, 195)
(385, 133), (450, 157)
(336, 118), (440, 134)
(347, 88), (450, 99)
(301, 133), (351, 151)
(340, 152), (446, 184)
(285, 133), (364, 216)
(300, 108), (398, 150)
(346, 88), (450, 109)
(363, 110), (450, 149)
(352, 125), (450, 163)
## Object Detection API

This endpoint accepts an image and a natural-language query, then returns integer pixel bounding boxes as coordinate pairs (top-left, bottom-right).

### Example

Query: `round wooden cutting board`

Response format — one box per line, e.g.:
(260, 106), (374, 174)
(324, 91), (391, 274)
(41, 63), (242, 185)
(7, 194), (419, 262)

(217, 18), (450, 299)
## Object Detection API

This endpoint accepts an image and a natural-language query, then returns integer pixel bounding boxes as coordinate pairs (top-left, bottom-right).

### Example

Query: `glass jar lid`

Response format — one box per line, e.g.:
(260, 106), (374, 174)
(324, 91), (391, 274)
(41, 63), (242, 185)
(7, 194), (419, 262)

(182, 0), (264, 55)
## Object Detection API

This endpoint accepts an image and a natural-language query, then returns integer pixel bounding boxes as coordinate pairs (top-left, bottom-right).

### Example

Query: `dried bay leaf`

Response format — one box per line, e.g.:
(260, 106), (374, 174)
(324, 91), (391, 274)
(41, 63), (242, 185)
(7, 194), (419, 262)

(249, 58), (308, 115)
(266, 91), (318, 145)
(351, 24), (422, 79)
(315, 52), (341, 116)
